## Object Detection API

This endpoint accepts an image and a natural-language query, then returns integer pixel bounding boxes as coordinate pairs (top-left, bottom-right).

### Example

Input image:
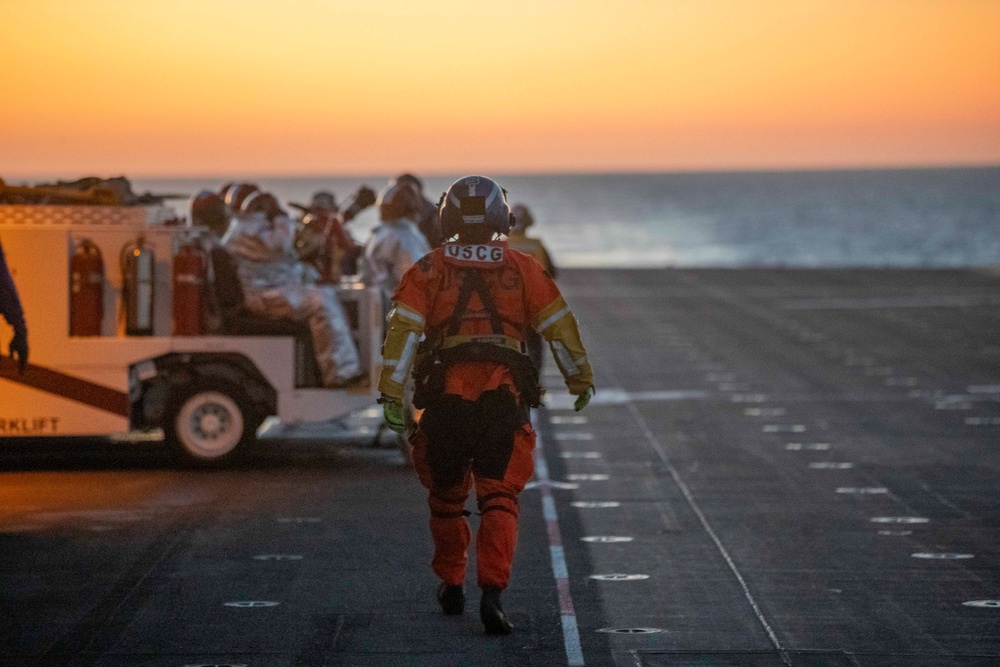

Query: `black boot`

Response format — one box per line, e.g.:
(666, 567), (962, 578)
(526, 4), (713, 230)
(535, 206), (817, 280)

(479, 586), (513, 635)
(437, 582), (465, 616)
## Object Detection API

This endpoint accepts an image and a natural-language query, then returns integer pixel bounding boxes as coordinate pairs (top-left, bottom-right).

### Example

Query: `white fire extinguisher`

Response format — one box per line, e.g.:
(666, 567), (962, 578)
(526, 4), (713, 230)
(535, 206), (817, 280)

(120, 237), (155, 336)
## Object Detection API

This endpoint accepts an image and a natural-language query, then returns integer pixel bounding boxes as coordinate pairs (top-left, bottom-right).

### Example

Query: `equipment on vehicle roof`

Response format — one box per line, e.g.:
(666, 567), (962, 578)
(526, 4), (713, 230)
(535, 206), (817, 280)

(0, 176), (184, 206)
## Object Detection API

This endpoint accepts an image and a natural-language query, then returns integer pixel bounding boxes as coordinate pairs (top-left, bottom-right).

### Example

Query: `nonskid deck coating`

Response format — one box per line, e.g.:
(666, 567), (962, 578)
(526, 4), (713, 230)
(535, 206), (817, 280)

(1, 268), (999, 666)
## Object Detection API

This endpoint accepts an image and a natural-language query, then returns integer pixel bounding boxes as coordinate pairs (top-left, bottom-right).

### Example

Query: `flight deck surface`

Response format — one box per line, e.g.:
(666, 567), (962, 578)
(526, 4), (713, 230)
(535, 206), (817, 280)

(2, 268), (999, 666)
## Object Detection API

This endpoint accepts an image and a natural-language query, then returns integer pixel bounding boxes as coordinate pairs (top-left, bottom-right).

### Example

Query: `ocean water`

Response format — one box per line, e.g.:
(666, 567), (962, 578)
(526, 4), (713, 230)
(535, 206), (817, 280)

(134, 166), (1000, 268)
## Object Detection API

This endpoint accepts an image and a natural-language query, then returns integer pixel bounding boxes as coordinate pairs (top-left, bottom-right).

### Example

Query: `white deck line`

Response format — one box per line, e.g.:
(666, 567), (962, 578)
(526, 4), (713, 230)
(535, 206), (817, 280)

(533, 412), (586, 666)
(620, 396), (793, 667)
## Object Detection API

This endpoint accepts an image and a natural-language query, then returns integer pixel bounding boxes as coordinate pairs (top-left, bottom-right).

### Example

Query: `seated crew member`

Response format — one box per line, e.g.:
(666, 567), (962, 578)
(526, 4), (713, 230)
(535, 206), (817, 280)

(309, 190), (338, 213)
(294, 191), (359, 285)
(222, 190), (361, 386)
(394, 173), (445, 249)
(507, 204), (557, 372)
(378, 175), (595, 635)
(360, 181), (431, 313)
(194, 189), (234, 239)
(223, 182), (260, 218)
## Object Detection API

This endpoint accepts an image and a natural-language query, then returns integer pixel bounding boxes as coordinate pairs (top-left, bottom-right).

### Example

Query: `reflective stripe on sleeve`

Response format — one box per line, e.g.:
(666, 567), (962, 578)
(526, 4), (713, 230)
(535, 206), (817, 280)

(536, 306), (571, 333)
(552, 341), (580, 377)
(393, 305), (425, 326)
(390, 332), (420, 384)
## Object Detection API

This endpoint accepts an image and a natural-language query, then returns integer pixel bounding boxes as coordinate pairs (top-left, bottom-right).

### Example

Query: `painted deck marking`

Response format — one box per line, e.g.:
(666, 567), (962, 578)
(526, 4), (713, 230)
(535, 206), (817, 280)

(567, 474), (610, 481)
(912, 553), (974, 560)
(744, 407), (787, 417)
(935, 401), (972, 410)
(837, 487), (888, 494)
(223, 601), (279, 608)
(965, 417), (1000, 426)
(571, 501), (621, 509)
(590, 573), (648, 581)
(524, 480), (580, 491)
(597, 627), (663, 634)
(555, 432), (595, 441)
(963, 600), (1000, 608)
(871, 517), (929, 524)
(786, 443), (830, 451)
(560, 451), (602, 459)
(551, 415), (588, 424)
(533, 414), (585, 666)
(582, 536), (634, 543)
(546, 388), (707, 409)
(764, 424), (806, 433)
(809, 462), (854, 469)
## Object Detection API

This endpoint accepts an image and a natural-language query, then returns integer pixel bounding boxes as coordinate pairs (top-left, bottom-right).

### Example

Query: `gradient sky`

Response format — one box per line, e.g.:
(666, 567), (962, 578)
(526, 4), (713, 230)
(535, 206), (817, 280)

(3, 0), (999, 177)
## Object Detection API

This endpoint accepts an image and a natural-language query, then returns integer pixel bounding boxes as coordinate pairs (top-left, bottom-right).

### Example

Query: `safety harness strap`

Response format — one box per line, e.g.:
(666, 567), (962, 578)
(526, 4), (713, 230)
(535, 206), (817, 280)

(447, 269), (504, 337)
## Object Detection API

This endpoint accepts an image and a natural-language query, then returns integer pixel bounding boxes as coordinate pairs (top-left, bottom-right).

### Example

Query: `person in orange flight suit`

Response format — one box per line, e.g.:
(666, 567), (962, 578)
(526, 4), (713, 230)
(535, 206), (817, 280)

(378, 175), (594, 635)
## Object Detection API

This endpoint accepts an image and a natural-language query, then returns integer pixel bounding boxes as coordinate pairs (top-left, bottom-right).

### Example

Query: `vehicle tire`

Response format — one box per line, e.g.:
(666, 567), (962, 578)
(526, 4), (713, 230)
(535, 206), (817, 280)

(164, 381), (259, 465)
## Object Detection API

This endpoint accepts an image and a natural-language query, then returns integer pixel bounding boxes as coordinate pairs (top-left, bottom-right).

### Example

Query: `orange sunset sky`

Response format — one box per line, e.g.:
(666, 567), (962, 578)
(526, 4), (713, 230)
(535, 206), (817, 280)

(2, 0), (999, 177)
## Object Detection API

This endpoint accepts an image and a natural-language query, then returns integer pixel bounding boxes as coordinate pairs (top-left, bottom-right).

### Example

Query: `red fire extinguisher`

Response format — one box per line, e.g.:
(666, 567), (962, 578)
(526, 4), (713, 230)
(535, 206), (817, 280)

(70, 238), (105, 336)
(172, 238), (207, 336)
(120, 237), (155, 336)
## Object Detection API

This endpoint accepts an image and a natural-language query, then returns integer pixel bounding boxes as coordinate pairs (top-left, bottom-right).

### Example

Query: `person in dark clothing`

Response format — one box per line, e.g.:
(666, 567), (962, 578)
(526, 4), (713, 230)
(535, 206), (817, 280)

(0, 240), (28, 374)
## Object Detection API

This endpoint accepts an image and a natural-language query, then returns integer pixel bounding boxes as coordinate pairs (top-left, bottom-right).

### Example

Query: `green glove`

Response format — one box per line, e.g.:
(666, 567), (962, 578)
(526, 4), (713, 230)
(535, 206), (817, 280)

(574, 386), (594, 412)
(382, 397), (406, 434)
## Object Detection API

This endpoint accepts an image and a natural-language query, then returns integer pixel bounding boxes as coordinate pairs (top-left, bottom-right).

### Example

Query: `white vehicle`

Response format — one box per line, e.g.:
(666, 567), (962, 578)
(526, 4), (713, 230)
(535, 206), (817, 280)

(0, 203), (387, 464)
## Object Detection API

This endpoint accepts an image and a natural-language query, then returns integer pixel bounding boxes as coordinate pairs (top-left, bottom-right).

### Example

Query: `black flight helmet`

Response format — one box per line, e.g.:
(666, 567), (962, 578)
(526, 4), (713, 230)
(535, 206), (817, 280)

(439, 175), (512, 243)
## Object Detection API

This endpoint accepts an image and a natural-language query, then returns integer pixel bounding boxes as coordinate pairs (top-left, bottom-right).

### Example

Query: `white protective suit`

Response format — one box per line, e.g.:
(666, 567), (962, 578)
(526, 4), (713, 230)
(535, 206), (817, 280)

(223, 213), (361, 386)
(361, 217), (431, 310)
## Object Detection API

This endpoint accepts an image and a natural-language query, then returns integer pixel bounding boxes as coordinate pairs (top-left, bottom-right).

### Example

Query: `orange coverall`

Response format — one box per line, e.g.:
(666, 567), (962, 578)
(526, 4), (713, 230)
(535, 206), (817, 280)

(379, 240), (593, 590)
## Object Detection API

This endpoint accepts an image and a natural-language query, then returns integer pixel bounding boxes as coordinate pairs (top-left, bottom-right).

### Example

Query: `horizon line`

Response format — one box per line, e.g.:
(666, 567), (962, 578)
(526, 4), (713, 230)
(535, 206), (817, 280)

(6, 160), (999, 182)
